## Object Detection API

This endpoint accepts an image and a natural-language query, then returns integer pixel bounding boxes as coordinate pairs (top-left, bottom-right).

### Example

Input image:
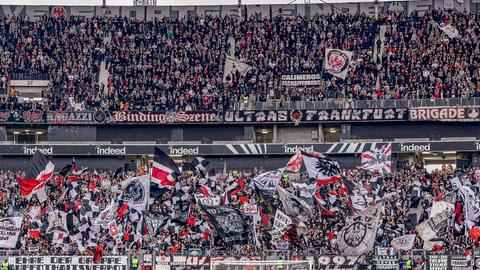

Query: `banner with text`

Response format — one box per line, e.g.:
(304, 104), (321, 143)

(9, 256), (128, 270)
(280, 74), (322, 87)
(410, 107), (480, 122)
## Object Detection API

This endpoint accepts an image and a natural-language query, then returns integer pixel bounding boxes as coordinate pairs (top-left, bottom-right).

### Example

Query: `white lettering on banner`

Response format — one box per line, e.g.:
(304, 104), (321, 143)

(96, 146), (126, 155)
(281, 74), (322, 87)
(283, 145), (314, 154)
(22, 146), (53, 155)
(9, 256), (128, 270)
(410, 107), (480, 121)
(475, 141), (480, 151)
(399, 143), (431, 152)
(168, 146), (199, 155)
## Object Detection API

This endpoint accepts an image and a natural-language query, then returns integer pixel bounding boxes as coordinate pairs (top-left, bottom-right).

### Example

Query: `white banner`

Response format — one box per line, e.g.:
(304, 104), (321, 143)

(391, 234), (416, 251)
(118, 175), (150, 211)
(0, 217), (22, 248)
(240, 203), (258, 215)
(9, 256), (128, 270)
(325, 48), (353, 79)
(194, 194), (220, 206)
(337, 203), (381, 255)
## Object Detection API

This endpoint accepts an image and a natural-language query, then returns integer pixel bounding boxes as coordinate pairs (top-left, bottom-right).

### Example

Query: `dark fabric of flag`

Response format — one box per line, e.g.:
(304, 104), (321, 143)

(150, 183), (169, 199)
(405, 181), (424, 230)
(25, 152), (51, 180)
(59, 164), (73, 178)
(113, 167), (123, 179)
(172, 201), (190, 224)
(254, 185), (276, 215)
(181, 163), (195, 172)
(200, 205), (248, 246)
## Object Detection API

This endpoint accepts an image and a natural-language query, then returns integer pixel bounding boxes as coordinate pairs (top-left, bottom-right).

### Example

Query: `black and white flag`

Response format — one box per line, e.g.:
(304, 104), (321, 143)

(405, 180), (424, 230)
(277, 185), (313, 220)
(337, 203), (382, 255)
(391, 234), (416, 251)
(118, 175), (150, 211)
(344, 179), (373, 213)
(143, 211), (168, 236)
(223, 54), (252, 82)
(273, 210), (292, 230)
(192, 157), (209, 175)
(201, 205), (248, 245)
(324, 48), (353, 79)
(0, 217), (22, 248)
(252, 169), (283, 192)
(416, 201), (454, 251)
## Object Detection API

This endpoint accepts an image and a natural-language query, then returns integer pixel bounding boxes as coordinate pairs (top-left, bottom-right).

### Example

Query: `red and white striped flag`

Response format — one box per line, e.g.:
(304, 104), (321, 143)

(151, 148), (180, 188)
(17, 152), (54, 202)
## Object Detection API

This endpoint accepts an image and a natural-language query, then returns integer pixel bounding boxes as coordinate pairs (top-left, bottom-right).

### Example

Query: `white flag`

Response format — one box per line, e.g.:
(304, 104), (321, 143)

(337, 203), (381, 255)
(273, 210), (292, 230)
(391, 234), (416, 251)
(118, 175), (150, 211)
(325, 48), (353, 79)
(223, 54), (252, 82)
(416, 201), (454, 251)
(358, 144), (392, 174)
(252, 169), (283, 192)
(439, 24), (459, 39)
(0, 217), (22, 248)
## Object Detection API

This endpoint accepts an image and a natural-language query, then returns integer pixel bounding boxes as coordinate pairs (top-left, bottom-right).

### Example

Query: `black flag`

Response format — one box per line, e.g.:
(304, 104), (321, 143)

(201, 205), (248, 245)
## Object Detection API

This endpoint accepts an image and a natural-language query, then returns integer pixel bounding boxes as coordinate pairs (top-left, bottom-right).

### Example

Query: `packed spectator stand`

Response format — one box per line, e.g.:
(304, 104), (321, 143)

(2, 152), (480, 257)
(2, 9), (480, 112)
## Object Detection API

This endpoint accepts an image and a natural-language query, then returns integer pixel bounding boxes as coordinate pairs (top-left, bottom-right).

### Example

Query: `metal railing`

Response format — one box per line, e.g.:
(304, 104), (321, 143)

(234, 97), (480, 110)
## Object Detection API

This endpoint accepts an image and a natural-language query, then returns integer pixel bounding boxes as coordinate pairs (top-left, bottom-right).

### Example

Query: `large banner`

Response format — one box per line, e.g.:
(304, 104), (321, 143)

(112, 111), (218, 124)
(223, 109), (408, 123)
(280, 74), (322, 87)
(46, 111), (110, 124)
(9, 256), (128, 270)
(410, 107), (480, 122)
(0, 216), (22, 248)
(315, 255), (364, 270)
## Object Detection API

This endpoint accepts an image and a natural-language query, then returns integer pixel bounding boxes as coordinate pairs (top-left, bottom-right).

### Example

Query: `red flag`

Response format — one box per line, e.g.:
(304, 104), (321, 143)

(326, 232), (335, 239)
(170, 245), (181, 254)
(434, 193), (443, 201)
(28, 230), (41, 239)
(123, 232), (130, 242)
(117, 204), (129, 218)
(321, 208), (336, 217)
(238, 196), (249, 204)
(187, 216), (196, 227)
(433, 244), (443, 251)
(93, 245), (104, 263)
(469, 227), (480, 244)
(180, 231), (189, 237)
(89, 181), (96, 190)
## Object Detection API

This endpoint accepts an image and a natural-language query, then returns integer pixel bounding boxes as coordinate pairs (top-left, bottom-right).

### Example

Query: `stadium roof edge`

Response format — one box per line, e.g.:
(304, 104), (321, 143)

(0, 0), (408, 7)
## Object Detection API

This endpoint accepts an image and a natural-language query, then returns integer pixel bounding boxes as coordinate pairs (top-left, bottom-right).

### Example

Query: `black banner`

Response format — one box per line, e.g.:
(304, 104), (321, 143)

(281, 74), (322, 87)
(0, 141), (478, 156)
(410, 107), (480, 122)
(223, 109), (408, 123)
(428, 255), (449, 270)
(374, 248), (399, 270)
(449, 255), (472, 270)
(315, 255), (363, 270)
(201, 205), (248, 246)
(46, 111), (110, 124)
(111, 111), (218, 124)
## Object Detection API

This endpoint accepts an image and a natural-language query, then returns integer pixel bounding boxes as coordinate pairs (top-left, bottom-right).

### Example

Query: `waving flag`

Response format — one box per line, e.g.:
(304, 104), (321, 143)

(301, 151), (342, 185)
(223, 54), (252, 83)
(325, 48), (353, 79)
(151, 147), (180, 188)
(358, 144), (392, 174)
(17, 152), (54, 202)
(439, 24), (459, 39)
(285, 152), (303, 172)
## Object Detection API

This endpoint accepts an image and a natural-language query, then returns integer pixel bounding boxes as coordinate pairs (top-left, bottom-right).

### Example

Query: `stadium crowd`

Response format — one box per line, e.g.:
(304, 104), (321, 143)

(2, 9), (480, 112)
(1, 157), (480, 256)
